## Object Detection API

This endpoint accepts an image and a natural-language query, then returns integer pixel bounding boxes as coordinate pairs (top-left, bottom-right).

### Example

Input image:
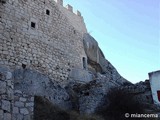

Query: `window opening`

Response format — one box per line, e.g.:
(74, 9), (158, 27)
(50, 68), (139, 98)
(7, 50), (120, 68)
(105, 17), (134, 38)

(31, 22), (36, 28)
(46, 9), (50, 15)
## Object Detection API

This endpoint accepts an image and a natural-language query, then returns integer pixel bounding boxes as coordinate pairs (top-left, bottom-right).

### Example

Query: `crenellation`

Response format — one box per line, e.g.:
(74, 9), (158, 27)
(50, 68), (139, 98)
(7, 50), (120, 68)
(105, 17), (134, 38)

(53, 0), (83, 19)
(54, 0), (63, 6)
(66, 4), (73, 12)
(76, 10), (81, 16)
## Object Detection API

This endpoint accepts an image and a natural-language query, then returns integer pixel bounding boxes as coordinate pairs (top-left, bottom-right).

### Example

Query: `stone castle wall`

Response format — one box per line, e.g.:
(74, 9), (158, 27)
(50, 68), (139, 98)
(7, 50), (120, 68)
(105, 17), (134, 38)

(0, 0), (87, 85)
(0, 66), (13, 120)
(0, 0), (140, 119)
(57, 3), (87, 34)
(0, 0), (89, 119)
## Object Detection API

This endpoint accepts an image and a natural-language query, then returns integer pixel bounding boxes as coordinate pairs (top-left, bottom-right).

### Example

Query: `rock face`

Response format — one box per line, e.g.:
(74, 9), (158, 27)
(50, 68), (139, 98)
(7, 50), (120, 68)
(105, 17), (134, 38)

(122, 80), (153, 104)
(0, 66), (73, 120)
(83, 33), (129, 85)
(13, 68), (72, 120)
(83, 33), (105, 73)
(14, 68), (71, 109)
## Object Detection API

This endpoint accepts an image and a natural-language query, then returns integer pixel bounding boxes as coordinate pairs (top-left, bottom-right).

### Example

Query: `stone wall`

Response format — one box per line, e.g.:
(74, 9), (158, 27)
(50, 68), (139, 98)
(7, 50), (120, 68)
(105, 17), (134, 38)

(13, 68), (71, 110)
(57, 2), (87, 34)
(13, 90), (34, 120)
(0, 66), (13, 120)
(0, 0), (87, 85)
(0, 66), (72, 120)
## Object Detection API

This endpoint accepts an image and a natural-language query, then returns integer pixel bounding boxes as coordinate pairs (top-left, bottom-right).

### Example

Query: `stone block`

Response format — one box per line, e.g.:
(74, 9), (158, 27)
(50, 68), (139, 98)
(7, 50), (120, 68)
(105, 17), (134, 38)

(24, 114), (32, 120)
(13, 114), (23, 120)
(20, 97), (27, 102)
(14, 90), (22, 94)
(28, 107), (34, 112)
(7, 80), (12, 87)
(7, 87), (14, 100)
(69, 68), (93, 83)
(20, 108), (29, 115)
(6, 72), (12, 80)
(15, 101), (24, 107)
(0, 81), (6, 94)
(13, 107), (19, 114)
(0, 110), (4, 120)
(1, 94), (8, 99)
(4, 113), (11, 120)
(3, 51), (8, 55)
(1, 100), (11, 112)
(26, 102), (34, 107)
(30, 97), (34, 102)
(0, 73), (5, 80)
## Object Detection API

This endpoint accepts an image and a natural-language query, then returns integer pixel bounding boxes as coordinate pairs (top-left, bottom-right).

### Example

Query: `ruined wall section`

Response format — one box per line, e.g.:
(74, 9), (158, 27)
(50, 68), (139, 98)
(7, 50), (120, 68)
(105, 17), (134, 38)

(0, 0), (87, 85)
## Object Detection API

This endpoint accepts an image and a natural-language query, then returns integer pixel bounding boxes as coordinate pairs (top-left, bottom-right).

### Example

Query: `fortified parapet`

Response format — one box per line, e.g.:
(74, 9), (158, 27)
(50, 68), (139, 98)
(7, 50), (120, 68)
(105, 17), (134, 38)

(54, 0), (87, 33)
(54, 0), (63, 5)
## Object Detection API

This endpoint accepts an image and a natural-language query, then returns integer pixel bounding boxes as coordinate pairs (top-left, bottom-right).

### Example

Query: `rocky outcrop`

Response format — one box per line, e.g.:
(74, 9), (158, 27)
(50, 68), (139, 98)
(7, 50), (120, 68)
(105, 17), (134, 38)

(13, 68), (71, 110)
(83, 33), (129, 84)
(83, 33), (105, 73)
(67, 72), (131, 114)
(121, 80), (153, 104)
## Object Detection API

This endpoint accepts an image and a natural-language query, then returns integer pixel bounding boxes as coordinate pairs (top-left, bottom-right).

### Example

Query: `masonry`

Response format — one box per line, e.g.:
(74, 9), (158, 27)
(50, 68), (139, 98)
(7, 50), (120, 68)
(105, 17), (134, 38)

(0, 0), (87, 85)
(0, 0), (88, 119)
(0, 0), (133, 119)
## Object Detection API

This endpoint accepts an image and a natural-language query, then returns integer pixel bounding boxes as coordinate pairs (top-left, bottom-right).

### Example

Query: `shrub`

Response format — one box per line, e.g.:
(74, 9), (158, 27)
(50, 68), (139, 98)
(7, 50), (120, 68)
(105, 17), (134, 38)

(34, 96), (104, 120)
(96, 88), (144, 120)
(34, 96), (70, 120)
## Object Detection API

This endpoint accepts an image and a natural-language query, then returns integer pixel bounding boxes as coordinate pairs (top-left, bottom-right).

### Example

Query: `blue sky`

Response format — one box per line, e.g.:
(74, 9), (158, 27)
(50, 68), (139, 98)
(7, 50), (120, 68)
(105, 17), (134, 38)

(64, 0), (160, 83)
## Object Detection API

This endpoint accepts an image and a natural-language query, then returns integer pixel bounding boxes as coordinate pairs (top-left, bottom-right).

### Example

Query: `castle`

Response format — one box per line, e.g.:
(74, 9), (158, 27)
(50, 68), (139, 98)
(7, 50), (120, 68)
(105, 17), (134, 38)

(0, 0), (88, 83)
(0, 0), (159, 120)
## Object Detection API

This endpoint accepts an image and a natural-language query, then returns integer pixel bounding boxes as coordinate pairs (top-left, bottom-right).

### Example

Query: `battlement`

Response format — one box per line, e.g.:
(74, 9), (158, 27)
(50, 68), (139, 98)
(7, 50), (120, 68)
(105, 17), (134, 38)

(54, 0), (63, 5)
(54, 0), (82, 17)
(66, 4), (73, 12)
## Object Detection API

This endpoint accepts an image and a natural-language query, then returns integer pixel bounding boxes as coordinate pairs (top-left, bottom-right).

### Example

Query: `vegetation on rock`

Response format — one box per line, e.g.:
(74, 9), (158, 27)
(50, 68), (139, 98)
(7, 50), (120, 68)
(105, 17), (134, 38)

(96, 88), (144, 120)
(34, 96), (104, 120)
